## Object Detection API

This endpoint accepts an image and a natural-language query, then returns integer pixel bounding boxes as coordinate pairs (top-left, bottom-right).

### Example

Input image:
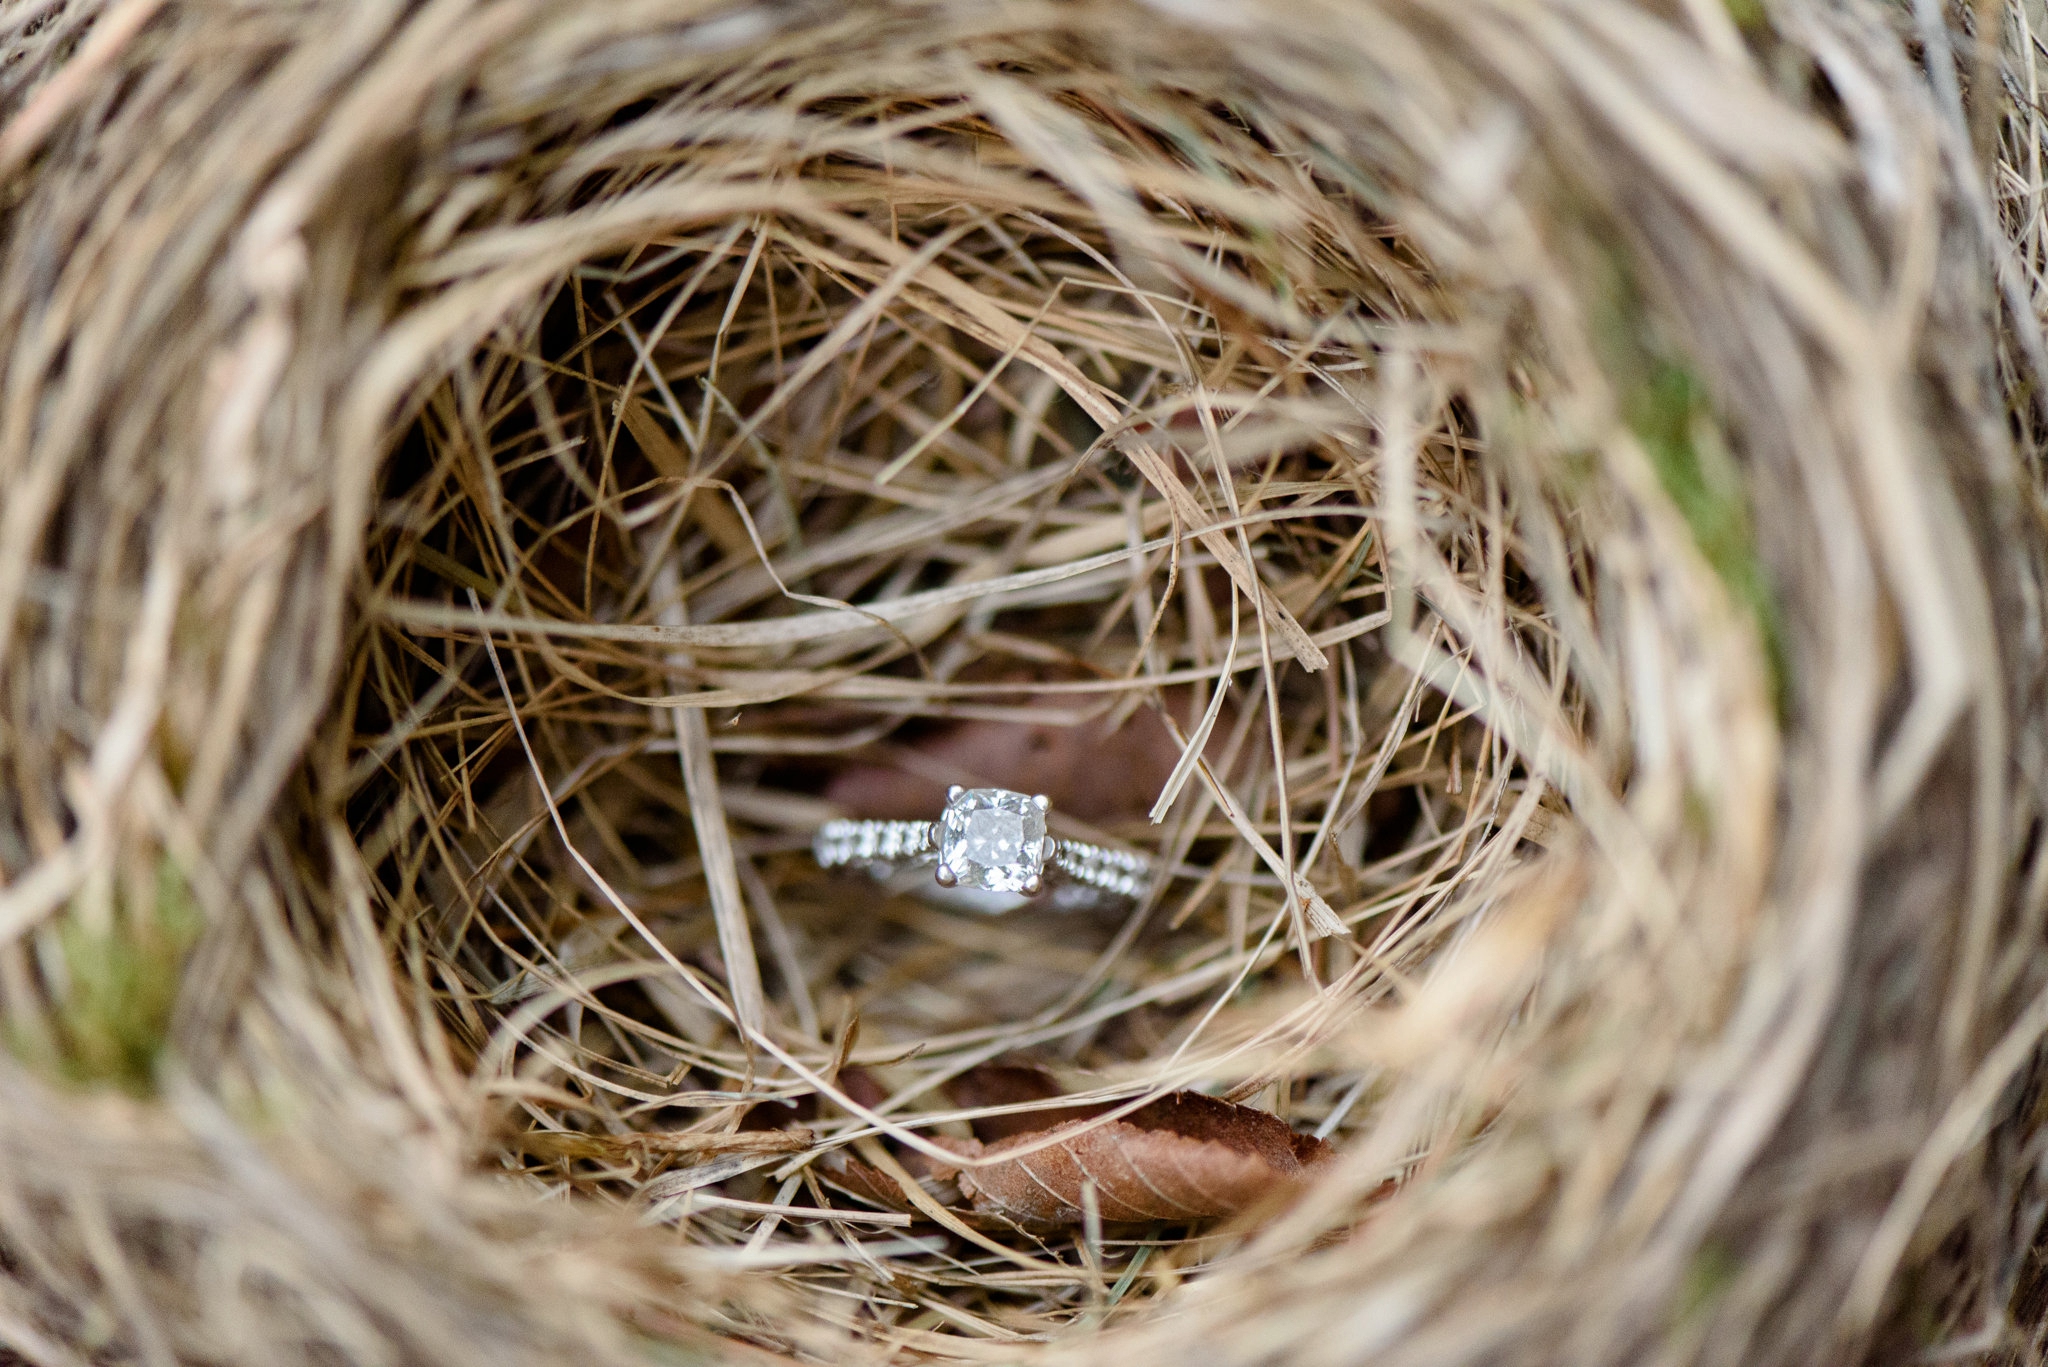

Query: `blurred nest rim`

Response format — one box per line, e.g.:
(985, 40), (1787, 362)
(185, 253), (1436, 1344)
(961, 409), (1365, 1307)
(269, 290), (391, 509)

(0, 2), (2042, 1367)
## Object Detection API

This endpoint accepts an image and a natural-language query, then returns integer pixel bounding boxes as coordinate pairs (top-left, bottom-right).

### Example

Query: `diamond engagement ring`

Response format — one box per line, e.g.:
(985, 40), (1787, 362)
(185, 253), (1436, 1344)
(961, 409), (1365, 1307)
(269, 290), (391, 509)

(812, 786), (1154, 914)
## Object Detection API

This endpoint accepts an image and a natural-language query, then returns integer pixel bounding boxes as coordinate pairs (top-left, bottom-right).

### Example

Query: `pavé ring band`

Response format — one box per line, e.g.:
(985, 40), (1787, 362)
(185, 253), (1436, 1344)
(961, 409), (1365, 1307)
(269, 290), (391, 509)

(812, 786), (1154, 914)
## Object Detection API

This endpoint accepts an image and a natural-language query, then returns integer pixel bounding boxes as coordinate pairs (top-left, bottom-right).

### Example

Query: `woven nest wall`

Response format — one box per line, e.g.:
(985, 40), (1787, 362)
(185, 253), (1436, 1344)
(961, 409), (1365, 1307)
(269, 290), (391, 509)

(4, 1), (2048, 1364)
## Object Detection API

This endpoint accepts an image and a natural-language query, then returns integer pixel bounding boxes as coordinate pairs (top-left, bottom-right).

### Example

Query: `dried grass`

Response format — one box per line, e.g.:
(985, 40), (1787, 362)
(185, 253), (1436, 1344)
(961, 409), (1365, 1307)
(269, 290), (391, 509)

(3, 1), (2048, 1364)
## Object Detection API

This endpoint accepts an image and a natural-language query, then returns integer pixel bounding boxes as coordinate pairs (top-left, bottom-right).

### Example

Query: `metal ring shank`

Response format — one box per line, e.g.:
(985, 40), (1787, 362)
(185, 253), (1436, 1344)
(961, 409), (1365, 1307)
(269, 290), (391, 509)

(812, 818), (937, 870)
(812, 819), (1152, 909)
(1048, 838), (1151, 900)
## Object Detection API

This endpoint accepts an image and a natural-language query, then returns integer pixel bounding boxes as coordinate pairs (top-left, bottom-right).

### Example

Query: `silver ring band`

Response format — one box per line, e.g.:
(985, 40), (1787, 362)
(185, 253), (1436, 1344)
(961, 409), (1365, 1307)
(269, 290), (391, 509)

(811, 788), (1154, 913)
(811, 819), (938, 870)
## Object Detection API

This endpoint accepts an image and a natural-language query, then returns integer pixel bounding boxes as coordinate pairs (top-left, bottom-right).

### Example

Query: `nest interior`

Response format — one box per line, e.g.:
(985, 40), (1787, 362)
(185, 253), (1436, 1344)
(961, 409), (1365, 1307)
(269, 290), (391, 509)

(353, 41), (1522, 1347)
(3, 3), (2048, 1366)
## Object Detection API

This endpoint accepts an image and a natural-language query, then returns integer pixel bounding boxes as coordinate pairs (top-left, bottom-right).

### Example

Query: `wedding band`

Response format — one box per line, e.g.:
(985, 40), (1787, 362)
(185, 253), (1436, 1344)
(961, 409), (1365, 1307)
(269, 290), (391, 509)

(812, 785), (1153, 914)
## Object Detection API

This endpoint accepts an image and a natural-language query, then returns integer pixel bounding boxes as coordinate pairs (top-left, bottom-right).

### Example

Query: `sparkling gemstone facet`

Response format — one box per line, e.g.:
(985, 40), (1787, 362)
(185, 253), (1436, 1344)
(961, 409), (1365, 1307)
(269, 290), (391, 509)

(938, 788), (1048, 893)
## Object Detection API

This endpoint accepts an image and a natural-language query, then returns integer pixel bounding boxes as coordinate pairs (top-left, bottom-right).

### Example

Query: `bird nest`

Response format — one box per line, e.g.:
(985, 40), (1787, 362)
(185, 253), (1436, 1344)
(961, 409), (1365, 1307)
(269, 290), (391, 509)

(3, 2), (2048, 1366)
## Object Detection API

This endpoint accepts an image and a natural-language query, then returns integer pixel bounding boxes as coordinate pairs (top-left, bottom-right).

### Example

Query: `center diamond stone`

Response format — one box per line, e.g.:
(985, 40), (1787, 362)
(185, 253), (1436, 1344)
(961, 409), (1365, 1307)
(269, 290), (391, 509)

(938, 788), (1048, 893)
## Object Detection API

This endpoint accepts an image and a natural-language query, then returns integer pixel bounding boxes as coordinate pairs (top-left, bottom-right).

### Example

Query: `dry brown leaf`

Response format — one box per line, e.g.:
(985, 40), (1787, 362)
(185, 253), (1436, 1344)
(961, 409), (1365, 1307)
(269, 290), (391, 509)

(813, 1144), (986, 1226)
(811, 1065), (960, 1213)
(928, 1089), (1332, 1230)
(813, 1064), (1332, 1230)
(813, 1147), (928, 1213)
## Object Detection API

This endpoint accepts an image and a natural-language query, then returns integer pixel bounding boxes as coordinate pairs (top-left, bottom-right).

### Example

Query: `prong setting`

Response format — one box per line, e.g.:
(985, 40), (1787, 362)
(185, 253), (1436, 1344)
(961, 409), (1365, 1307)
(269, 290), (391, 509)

(1032, 793), (1050, 810)
(1021, 873), (1044, 897)
(935, 787), (1050, 894)
(946, 784), (965, 801)
(934, 863), (958, 887)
